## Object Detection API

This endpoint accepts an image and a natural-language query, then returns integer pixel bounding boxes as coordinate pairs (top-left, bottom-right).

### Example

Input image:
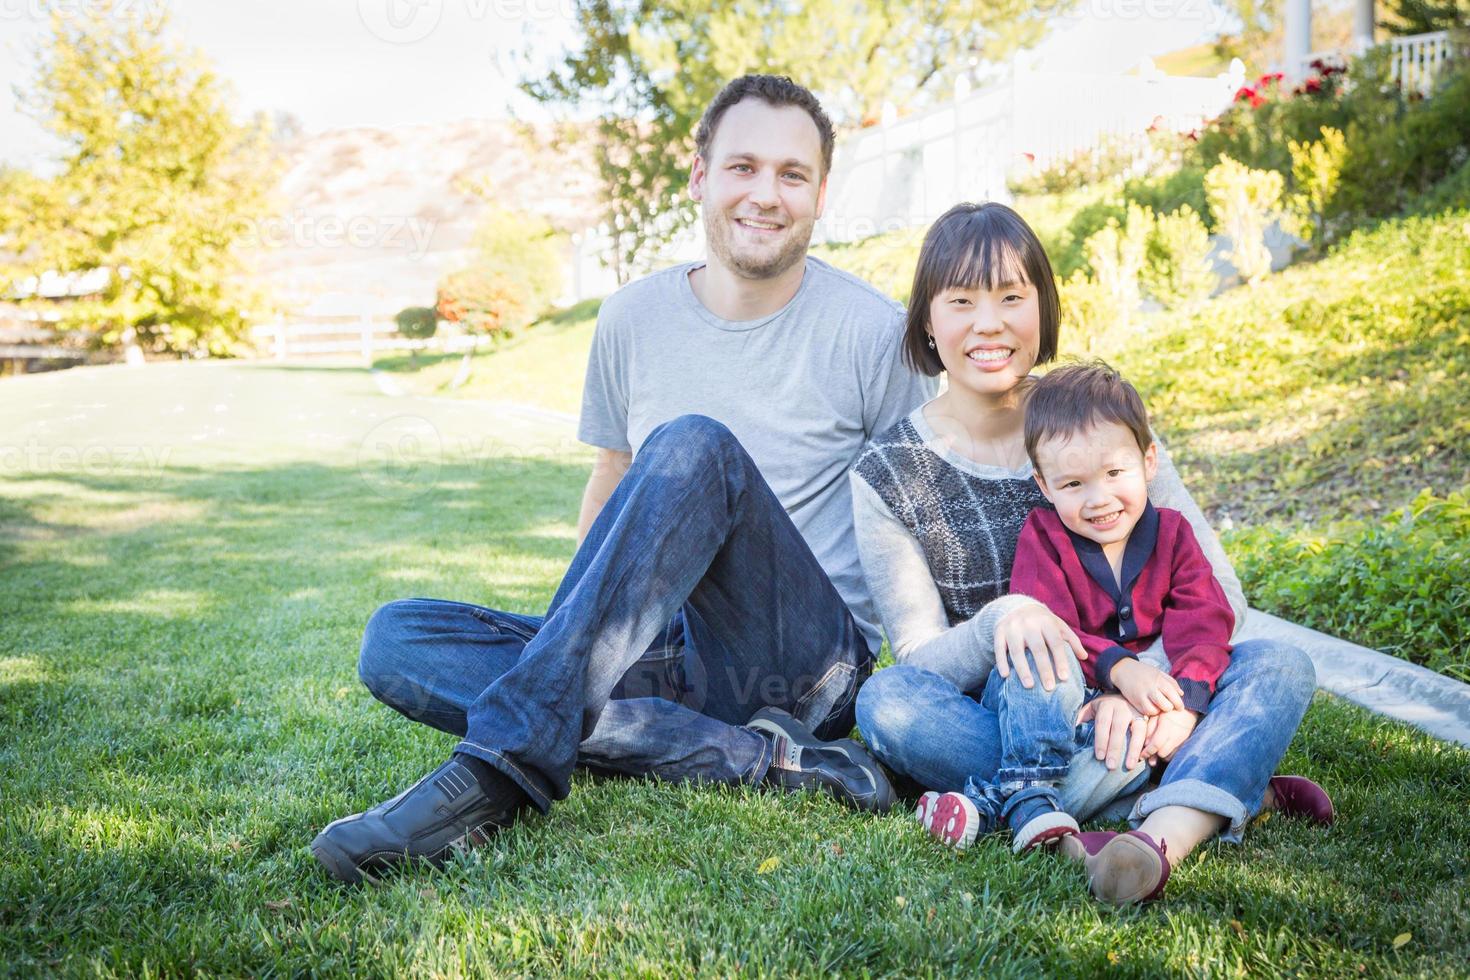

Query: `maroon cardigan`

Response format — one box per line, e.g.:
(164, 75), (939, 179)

(1009, 502), (1233, 714)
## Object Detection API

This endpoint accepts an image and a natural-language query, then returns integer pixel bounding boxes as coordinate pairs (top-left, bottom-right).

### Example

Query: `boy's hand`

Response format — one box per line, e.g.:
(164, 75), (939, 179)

(1142, 708), (1199, 763)
(1109, 658), (1185, 715)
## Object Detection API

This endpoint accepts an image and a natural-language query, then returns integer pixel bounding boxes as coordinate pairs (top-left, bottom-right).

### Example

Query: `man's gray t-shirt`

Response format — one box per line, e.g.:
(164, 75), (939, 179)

(578, 255), (936, 654)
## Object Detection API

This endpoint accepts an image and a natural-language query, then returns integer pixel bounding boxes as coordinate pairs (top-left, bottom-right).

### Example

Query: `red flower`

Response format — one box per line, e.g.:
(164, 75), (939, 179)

(1258, 71), (1284, 86)
(1310, 58), (1327, 71)
(1304, 76), (1322, 93)
(1234, 85), (1257, 103)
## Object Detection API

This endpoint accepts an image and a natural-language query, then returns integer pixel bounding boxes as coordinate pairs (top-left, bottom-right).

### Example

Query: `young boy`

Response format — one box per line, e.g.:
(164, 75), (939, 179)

(918, 361), (1235, 854)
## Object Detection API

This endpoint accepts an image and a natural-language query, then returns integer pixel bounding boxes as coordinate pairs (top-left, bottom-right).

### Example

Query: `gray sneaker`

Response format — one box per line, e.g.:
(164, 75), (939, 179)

(747, 706), (896, 814)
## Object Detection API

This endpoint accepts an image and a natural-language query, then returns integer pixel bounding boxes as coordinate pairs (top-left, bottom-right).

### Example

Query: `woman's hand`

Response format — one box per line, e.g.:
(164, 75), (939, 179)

(1077, 695), (1156, 771)
(994, 603), (1086, 691)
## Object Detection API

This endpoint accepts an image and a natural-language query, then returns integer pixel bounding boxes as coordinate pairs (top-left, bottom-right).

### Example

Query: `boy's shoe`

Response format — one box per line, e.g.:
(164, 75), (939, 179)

(917, 791), (985, 850)
(915, 790), (942, 828)
(1266, 775), (1335, 825)
(747, 707), (896, 814)
(1079, 830), (1171, 905)
(1011, 809), (1081, 853)
(310, 756), (528, 885)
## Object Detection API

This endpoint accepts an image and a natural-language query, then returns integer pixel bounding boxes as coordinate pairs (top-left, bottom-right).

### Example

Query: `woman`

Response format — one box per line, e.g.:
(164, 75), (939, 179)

(851, 202), (1331, 904)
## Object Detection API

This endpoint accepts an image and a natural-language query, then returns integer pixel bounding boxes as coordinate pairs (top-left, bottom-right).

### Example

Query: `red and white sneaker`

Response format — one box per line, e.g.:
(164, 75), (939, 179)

(916, 791), (983, 851)
(1266, 775), (1335, 825)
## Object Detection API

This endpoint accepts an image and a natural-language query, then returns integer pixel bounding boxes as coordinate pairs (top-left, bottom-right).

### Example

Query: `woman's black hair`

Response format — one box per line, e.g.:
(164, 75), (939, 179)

(902, 202), (1060, 376)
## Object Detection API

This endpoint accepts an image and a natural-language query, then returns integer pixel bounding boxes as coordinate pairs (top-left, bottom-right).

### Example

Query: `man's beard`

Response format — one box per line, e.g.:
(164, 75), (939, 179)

(704, 204), (813, 280)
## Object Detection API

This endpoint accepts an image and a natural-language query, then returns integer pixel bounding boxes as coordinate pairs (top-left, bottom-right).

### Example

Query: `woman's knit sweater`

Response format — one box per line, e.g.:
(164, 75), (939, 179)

(850, 403), (1246, 691)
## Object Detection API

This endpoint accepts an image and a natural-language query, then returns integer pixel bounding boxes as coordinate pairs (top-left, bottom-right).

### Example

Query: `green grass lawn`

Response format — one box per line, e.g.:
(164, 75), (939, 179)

(3, 360), (1469, 975)
(373, 299), (600, 416)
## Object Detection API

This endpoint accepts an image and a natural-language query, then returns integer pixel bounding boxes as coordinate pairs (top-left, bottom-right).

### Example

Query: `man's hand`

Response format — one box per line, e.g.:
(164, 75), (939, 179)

(1108, 658), (1185, 716)
(1078, 695), (1156, 772)
(994, 603), (1086, 692)
(576, 448), (633, 545)
(1142, 708), (1199, 763)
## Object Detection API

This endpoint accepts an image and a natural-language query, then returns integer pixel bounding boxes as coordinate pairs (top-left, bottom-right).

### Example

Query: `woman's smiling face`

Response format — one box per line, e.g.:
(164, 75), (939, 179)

(927, 276), (1041, 398)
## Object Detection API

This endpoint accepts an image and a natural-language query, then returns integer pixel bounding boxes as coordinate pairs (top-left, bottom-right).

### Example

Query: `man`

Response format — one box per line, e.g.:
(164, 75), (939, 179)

(311, 75), (935, 884)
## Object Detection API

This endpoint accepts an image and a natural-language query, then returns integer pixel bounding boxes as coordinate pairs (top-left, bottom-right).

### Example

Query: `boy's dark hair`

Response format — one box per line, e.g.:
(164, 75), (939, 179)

(1023, 360), (1152, 475)
(902, 202), (1061, 376)
(695, 75), (836, 178)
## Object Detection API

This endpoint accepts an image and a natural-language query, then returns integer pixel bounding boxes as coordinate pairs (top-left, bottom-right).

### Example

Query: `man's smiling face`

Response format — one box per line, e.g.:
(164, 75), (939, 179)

(690, 97), (827, 281)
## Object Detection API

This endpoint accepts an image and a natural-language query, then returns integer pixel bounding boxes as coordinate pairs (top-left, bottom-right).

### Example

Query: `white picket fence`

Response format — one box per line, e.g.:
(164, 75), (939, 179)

(815, 66), (1239, 243)
(249, 314), (477, 363)
(1302, 29), (1455, 93)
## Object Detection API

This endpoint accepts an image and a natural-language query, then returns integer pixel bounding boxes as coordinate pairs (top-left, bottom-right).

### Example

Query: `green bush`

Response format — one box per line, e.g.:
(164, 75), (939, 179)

(1282, 126), (1348, 248)
(394, 306), (437, 340)
(1204, 156), (1283, 284)
(1185, 52), (1470, 239)
(1057, 268), (1122, 355)
(1124, 165), (1211, 228)
(1081, 203), (1151, 323)
(1053, 198), (1128, 278)
(438, 205), (564, 339)
(1335, 59), (1470, 222)
(1409, 156), (1470, 213)
(812, 226), (925, 304)
(1141, 205), (1216, 310)
(1229, 488), (1470, 681)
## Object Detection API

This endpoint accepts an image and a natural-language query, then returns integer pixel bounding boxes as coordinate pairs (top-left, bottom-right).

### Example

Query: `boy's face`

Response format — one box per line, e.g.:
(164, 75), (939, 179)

(689, 97), (827, 281)
(1033, 421), (1159, 549)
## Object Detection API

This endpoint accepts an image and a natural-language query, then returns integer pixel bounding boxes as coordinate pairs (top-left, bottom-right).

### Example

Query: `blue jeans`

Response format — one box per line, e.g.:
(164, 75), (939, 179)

(356, 415), (872, 812)
(856, 638), (1316, 842)
(963, 647), (1129, 832)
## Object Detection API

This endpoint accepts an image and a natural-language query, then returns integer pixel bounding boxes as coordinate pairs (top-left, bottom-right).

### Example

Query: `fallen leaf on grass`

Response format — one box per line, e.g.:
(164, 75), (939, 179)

(265, 899), (293, 912)
(829, 843), (844, 858)
(894, 896), (907, 908)
(757, 857), (780, 875)
(1229, 920), (1246, 939)
(1392, 933), (1412, 950)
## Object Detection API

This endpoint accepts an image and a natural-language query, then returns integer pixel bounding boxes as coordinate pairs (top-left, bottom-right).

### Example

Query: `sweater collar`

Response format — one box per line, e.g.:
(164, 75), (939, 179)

(1064, 501), (1160, 601)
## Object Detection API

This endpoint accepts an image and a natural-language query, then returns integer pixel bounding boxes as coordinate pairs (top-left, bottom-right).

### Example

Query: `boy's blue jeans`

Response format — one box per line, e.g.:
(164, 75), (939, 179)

(964, 650), (1140, 833)
(856, 638), (1317, 841)
(355, 415), (872, 811)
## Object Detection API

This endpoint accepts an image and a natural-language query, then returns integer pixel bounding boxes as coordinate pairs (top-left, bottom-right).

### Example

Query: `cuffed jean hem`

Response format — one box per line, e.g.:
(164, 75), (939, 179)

(996, 764), (1071, 796)
(741, 729), (775, 785)
(454, 739), (554, 814)
(1129, 777), (1251, 844)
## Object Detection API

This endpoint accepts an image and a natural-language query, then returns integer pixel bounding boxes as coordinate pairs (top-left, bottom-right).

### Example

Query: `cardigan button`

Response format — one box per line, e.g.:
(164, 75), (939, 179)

(1119, 606), (1132, 619)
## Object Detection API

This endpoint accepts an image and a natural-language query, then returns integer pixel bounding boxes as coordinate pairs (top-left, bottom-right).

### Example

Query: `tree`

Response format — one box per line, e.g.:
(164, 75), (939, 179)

(1383, 0), (1470, 34)
(435, 204), (563, 340)
(0, 11), (277, 357)
(521, 0), (1073, 278)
